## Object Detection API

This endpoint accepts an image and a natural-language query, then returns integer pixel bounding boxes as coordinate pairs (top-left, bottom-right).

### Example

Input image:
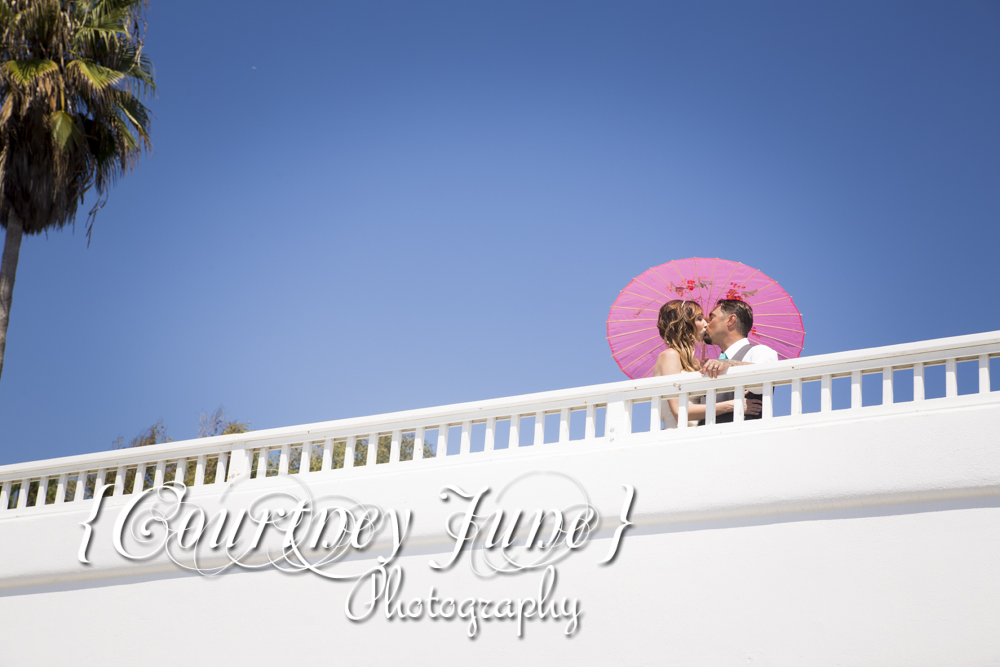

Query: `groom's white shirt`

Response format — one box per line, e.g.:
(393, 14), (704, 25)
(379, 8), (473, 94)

(722, 337), (779, 364)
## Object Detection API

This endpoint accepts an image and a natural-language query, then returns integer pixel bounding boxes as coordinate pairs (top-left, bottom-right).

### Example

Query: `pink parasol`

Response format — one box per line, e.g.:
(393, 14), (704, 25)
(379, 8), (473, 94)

(607, 258), (805, 379)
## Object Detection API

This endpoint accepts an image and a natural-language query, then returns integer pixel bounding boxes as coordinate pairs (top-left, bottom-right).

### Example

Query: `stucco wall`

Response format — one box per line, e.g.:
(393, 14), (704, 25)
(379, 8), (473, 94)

(2, 396), (999, 665)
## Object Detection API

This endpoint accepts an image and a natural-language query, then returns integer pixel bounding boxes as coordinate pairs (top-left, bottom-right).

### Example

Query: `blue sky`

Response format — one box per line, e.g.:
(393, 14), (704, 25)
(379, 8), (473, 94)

(1, 1), (998, 465)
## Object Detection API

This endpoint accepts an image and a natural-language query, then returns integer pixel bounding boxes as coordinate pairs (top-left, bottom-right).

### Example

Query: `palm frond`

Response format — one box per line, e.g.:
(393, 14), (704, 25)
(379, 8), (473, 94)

(50, 109), (84, 149)
(68, 59), (124, 89)
(4, 59), (59, 85)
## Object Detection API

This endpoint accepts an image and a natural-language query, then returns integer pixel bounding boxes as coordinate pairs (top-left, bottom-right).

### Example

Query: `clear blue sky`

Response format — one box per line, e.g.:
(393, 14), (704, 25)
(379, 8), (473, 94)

(1, 1), (998, 465)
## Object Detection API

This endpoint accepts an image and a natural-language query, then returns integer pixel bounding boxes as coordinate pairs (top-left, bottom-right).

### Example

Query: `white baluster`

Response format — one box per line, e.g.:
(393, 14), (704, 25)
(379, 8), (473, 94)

(762, 382), (773, 419)
(437, 426), (449, 458)
(979, 355), (990, 393)
(256, 448), (268, 478)
(55, 474), (67, 504)
(851, 370), (862, 409)
(218, 451), (231, 483)
(175, 459), (187, 485)
(322, 438), (333, 470)
(344, 436), (356, 469)
(300, 443), (311, 474)
(791, 379), (802, 415)
(704, 390), (716, 426)
(95, 470), (106, 499)
(16, 481), (28, 509)
(414, 428), (425, 461)
(509, 416), (520, 449)
(821, 375), (832, 412)
(0, 480), (10, 510)
(605, 394), (627, 444)
(367, 433), (379, 466)
(114, 465), (126, 496)
(153, 461), (166, 488)
(460, 422), (471, 455)
(677, 393), (688, 427)
(390, 430), (402, 464)
(946, 359), (957, 398)
(484, 418), (496, 452)
(882, 367), (893, 405)
(913, 363), (924, 401)
(79, 471), (92, 500)
(36, 476), (48, 506)
(650, 399), (661, 432)
(584, 405), (595, 439)
(279, 444), (290, 475)
(623, 401), (633, 435)
(558, 408), (570, 442)
(194, 456), (206, 486)
(533, 411), (544, 446)
(733, 385), (745, 423)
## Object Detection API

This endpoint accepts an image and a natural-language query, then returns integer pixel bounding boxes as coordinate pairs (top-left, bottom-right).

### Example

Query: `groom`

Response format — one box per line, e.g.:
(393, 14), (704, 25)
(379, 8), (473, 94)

(697, 299), (778, 424)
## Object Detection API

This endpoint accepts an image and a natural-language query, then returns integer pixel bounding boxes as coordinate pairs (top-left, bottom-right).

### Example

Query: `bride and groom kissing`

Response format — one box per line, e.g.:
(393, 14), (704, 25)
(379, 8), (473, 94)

(653, 298), (778, 429)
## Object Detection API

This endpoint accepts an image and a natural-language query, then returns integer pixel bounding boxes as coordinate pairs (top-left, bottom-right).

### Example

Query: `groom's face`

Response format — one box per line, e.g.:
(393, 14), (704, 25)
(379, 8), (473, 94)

(704, 306), (727, 345)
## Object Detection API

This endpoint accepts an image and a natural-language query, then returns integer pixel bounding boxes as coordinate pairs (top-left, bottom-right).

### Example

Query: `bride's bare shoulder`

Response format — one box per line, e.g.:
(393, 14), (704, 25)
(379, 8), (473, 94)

(654, 348), (681, 376)
(656, 348), (680, 362)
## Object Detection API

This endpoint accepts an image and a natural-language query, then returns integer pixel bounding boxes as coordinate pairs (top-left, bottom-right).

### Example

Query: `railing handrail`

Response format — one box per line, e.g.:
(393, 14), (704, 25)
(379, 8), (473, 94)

(1, 329), (998, 480)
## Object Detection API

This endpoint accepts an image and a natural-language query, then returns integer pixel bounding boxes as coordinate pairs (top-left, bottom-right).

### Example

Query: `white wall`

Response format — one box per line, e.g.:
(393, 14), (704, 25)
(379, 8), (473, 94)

(2, 395), (999, 666)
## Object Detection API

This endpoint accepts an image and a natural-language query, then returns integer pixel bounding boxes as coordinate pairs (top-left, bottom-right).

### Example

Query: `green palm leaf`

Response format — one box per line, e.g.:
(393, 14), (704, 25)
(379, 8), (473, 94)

(68, 59), (124, 89)
(50, 110), (83, 149)
(4, 59), (59, 85)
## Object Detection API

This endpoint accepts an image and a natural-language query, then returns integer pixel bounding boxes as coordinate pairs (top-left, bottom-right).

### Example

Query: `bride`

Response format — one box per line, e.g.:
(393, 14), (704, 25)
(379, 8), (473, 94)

(653, 300), (755, 428)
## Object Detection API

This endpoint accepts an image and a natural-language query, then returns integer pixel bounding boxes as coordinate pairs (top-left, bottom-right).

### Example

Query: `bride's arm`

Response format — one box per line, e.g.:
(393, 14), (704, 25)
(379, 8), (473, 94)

(655, 351), (736, 420)
(654, 351), (737, 420)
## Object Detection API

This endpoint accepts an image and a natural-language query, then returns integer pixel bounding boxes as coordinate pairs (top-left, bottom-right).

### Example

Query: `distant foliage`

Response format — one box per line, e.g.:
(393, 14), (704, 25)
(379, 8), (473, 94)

(111, 419), (171, 449)
(199, 406), (252, 438)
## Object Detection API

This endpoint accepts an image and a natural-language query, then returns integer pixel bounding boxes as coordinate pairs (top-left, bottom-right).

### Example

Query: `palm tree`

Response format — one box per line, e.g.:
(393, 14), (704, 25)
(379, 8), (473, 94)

(0, 0), (154, 383)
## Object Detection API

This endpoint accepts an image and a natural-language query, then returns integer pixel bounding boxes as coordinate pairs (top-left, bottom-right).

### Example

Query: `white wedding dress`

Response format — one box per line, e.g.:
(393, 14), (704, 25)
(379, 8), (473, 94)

(660, 399), (699, 429)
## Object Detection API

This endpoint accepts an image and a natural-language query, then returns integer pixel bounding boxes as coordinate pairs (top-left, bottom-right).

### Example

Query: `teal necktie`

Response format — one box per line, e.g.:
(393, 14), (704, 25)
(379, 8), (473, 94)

(720, 352), (728, 360)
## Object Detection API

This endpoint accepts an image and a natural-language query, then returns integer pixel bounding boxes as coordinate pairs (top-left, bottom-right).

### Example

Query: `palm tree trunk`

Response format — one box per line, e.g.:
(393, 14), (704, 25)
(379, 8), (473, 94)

(0, 210), (25, 385)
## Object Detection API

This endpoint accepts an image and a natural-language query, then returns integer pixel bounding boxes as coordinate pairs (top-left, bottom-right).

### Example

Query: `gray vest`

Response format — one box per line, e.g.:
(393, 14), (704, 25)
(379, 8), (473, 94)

(695, 342), (760, 425)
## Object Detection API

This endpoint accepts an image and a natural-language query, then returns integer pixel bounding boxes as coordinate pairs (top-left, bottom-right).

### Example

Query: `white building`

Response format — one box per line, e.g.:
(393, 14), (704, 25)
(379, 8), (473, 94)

(2, 331), (998, 665)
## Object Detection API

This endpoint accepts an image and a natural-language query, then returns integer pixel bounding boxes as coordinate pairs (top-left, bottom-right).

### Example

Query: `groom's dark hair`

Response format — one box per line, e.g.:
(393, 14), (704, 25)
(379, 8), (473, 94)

(714, 299), (753, 337)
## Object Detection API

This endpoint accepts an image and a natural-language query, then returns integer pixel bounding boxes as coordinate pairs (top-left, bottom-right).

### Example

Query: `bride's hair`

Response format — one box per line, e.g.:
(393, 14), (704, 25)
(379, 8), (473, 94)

(657, 300), (703, 372)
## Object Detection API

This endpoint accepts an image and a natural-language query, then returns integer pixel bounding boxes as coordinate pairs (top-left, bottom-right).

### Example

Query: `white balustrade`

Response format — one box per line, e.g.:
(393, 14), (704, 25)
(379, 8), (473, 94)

(2, 331), (998, 515)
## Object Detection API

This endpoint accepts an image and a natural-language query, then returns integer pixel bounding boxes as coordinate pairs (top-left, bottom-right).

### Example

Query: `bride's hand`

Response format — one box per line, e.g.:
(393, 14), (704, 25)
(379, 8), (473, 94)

(716, 395), (762, 416)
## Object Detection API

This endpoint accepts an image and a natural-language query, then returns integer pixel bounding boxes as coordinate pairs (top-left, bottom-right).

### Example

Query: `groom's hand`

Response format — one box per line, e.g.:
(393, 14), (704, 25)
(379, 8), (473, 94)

(701, 359), (730, 378)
